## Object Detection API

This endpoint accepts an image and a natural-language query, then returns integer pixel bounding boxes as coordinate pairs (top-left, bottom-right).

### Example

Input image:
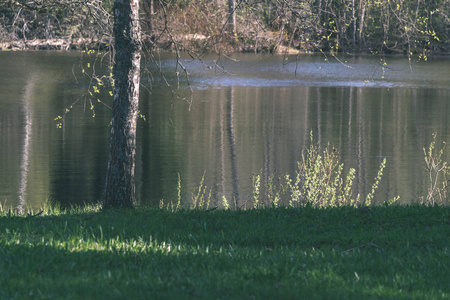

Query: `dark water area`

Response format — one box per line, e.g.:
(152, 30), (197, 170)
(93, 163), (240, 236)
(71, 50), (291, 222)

(1, 51), (450, 210)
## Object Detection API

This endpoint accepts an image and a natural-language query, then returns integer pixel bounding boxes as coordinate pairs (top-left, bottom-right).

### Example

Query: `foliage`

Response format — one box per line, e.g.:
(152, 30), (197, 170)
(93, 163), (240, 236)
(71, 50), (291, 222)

(256, 132), (390, 208)
(54, 49), (114, 128)
(159, 132), (392, 210)
(190, 171), (212, 210)
(0, 0), (111, 50)
(1, 0), (449, 54)
(422, 132), (450, 205)
(252, 173), (261, 208)
(0, 205), (448, 299)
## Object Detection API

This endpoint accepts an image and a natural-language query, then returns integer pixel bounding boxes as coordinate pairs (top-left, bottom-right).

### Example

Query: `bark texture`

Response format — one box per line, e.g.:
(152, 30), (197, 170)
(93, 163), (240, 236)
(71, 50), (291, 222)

(103, 0), (141, 208)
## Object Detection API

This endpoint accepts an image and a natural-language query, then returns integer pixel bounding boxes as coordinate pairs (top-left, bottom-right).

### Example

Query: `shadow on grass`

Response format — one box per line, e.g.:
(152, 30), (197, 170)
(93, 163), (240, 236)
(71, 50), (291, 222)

(0, 206), (449, 299)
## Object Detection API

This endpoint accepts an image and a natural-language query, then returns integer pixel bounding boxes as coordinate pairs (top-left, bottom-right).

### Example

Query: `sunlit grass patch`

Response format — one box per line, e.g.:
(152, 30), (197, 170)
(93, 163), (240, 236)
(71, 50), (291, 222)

(0, 205), (449, 299)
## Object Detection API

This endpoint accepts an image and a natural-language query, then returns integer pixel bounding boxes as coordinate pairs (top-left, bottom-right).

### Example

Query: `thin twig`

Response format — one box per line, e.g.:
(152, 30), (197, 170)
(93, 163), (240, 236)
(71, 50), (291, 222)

(25, 210), (43, 219)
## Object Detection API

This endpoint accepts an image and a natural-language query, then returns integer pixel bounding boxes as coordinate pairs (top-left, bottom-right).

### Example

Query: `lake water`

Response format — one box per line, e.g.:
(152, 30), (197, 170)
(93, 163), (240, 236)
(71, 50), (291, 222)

(1, 51), (450, 210)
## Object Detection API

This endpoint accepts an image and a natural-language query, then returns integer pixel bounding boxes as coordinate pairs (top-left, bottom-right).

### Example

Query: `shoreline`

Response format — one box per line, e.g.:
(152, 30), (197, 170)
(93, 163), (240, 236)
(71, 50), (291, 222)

(3, 37), (449, 56)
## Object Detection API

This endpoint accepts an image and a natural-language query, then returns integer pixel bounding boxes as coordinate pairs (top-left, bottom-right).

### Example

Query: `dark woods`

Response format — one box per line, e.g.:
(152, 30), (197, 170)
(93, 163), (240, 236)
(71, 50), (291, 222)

(1, 0), (449, 55)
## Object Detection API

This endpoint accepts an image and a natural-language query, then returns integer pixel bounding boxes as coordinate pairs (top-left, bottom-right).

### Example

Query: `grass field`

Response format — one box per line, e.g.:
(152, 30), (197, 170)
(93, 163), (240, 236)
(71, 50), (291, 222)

(0, 205), (449, 299)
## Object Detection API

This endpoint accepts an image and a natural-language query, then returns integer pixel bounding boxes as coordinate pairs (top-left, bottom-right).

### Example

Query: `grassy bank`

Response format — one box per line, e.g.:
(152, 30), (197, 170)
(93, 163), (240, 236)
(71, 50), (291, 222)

(0, 205), (449, 299)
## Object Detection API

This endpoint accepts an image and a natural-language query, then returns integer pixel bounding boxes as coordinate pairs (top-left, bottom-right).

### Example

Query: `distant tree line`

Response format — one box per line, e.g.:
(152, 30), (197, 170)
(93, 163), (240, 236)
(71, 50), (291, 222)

(1, 0), (448, 54)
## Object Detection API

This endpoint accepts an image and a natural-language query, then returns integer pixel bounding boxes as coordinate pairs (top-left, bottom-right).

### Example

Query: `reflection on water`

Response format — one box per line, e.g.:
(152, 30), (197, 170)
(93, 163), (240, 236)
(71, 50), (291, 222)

(153, 84), (450, 207)
(1, 52), (450, 210)
(227, 87), (239, 203)
(17, 76), (35, 213)
(182, 55), (450, 89)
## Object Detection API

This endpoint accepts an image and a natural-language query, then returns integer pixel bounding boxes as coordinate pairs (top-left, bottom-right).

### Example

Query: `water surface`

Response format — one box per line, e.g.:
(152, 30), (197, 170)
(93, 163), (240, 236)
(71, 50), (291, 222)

(1, 52), (449, 210)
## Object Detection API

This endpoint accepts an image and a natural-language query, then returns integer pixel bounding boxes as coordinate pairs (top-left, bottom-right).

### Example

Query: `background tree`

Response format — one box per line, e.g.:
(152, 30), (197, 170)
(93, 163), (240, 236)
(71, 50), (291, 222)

(2, 0), (448, 53)
(0, 0), (112, 49)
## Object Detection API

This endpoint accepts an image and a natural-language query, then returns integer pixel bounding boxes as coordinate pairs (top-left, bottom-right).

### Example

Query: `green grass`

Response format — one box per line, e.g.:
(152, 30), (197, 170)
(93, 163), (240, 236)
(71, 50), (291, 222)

(0, 205), (449, 299)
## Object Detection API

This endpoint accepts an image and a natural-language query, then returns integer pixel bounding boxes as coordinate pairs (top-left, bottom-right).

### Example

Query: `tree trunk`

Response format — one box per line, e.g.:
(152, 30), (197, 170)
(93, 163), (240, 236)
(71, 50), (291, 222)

(228, 0), (236, 35)
(103, 0), (141, 209)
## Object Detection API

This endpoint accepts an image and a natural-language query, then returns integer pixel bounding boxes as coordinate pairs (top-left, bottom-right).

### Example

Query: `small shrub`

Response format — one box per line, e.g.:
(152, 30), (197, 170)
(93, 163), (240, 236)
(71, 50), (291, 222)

(191, 171), (211, 210)
(256, 132), (389, 208)
(422, 132), (450, 205)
